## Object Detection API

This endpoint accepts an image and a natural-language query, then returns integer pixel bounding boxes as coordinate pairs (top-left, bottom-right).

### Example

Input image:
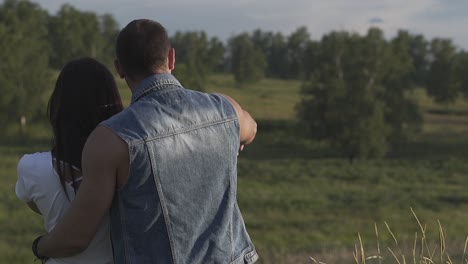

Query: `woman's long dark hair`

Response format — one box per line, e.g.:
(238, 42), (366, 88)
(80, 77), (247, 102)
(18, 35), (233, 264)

(47, 57), (123, 199)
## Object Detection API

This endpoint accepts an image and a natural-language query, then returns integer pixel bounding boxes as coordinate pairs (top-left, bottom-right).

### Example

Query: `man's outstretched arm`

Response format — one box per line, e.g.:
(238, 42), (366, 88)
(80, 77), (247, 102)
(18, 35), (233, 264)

(36, 126), (127, 257)
(222, 95), (257, 149)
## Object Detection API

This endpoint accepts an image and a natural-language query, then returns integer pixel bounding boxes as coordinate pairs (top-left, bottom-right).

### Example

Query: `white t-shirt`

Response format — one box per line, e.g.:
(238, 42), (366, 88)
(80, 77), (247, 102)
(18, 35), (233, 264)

(16, 152), (113, 264)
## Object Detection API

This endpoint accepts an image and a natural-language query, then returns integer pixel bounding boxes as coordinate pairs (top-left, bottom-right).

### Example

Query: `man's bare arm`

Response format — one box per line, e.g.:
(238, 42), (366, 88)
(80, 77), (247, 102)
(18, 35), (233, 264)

(222, 95), (257, 149)
(36, 126), (127, 257)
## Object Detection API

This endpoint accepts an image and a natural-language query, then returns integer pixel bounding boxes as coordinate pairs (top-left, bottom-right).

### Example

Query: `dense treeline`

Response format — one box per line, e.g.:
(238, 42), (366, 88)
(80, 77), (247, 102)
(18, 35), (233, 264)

(1, 0), (467, 159)
(0, 0), (119, 125)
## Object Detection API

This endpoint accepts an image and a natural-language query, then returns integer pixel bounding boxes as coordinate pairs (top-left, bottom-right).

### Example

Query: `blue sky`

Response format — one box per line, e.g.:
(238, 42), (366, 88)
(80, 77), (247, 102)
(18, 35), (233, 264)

(33, 0), (468, 50)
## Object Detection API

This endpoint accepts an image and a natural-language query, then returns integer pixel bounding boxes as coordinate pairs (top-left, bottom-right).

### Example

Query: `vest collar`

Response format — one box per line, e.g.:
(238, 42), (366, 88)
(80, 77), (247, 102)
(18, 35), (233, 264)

(131, 73), (182, 103)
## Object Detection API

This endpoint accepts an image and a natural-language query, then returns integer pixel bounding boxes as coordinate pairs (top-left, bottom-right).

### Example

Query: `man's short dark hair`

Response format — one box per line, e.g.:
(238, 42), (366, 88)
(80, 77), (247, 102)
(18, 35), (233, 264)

(116, 19), (170, 79)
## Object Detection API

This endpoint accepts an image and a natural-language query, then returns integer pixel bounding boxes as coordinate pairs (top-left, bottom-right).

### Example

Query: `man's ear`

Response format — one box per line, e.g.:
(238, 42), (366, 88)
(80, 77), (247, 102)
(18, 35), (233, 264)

(168, 48), (175, 72)
(114, 58), (125, 79)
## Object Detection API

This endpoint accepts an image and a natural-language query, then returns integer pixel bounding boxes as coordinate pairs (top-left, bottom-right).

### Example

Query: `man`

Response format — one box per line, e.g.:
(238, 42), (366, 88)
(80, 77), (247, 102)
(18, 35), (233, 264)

(34, 19), (258, 263)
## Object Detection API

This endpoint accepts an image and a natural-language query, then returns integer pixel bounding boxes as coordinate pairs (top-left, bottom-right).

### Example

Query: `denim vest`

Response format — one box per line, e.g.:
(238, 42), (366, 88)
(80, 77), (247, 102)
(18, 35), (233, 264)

(101, 74), (258, 264)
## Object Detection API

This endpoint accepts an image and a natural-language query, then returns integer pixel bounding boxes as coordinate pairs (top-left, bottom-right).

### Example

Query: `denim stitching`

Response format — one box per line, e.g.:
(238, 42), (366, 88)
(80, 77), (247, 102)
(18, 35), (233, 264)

(102, 125), (132, 264)
(132, 85), (181, 104)
(129, 117), (238, 147)
(132, 79), (182, 103)
(229, 247), (259, 264)
(118, 193), (132, 264)
(132, 79), (181, 100)
(146, 142), (178, 264)
(245, 248), (259, 263)
(224, 121), (235, 262)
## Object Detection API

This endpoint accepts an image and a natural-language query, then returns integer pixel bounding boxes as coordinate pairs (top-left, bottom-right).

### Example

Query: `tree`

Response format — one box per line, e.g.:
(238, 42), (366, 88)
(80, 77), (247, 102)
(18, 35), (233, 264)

(205, 36), (225, 73)
(407, 34), (430, 87)
(297, 28), (424, 160)
(426, 38), (459, 105)
(297, 31), (390, 160)
(455, 51), (468, 98)
(380, 30), (423, 143)
(286, 26), (310, 79)
(171, 31), (210, 90)
(269, 32), (289, 79)
(0, 0), (51, 126)
(228, 33), (266, 86)
(171, 32), (226, 90)
(251, 29), (288, 78)
(98, 14), (120, 68)
(48, 4), (103, 69)
(302, 40), (320, 80)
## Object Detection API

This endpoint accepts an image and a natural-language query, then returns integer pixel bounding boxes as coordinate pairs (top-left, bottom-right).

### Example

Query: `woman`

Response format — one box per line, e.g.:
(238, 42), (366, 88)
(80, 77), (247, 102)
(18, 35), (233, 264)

(15, 58), (123, 264)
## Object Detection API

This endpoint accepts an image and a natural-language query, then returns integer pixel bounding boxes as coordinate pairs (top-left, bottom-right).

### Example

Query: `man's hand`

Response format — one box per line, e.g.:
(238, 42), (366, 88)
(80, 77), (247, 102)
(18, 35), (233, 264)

(37, 126), (128, 257)
(222, 95), (257, 151)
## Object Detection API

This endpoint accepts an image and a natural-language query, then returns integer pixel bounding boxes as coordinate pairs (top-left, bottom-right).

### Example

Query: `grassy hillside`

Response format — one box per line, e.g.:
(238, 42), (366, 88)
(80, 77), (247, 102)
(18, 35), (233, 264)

(117, 73), (303, 120)
(2, 74), (468, 263)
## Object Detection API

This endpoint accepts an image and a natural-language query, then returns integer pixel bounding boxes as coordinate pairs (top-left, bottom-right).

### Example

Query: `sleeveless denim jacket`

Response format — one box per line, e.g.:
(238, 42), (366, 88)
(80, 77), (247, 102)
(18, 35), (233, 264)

(101, 74), (258, 264)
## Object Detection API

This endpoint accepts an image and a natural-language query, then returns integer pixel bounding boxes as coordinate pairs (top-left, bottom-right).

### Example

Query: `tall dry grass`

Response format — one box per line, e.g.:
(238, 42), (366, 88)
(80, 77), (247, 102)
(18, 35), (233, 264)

(311, 208), (468, 264)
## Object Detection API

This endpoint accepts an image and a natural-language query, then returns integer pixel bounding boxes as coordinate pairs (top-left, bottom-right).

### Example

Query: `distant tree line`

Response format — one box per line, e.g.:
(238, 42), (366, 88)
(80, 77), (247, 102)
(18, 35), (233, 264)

(2, 0), (468, 159)
(0, 0), (119, 126)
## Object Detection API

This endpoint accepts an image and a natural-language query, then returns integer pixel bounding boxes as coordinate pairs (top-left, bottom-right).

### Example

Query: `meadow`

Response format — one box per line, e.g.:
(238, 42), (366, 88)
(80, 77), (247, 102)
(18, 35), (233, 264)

(2, 74), (468, 263)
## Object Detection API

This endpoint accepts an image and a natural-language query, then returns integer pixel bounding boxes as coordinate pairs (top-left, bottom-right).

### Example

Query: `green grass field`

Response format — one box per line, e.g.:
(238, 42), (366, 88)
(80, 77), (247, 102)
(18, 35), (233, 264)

(2, 74), (468, 263)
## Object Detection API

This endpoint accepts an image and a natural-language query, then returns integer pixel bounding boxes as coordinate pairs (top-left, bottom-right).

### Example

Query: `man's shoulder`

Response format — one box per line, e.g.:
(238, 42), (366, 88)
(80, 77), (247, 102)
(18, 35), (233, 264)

(84, 126), (128, 163)
(208, 93), (238, 117)
(92, 125), (126, 145)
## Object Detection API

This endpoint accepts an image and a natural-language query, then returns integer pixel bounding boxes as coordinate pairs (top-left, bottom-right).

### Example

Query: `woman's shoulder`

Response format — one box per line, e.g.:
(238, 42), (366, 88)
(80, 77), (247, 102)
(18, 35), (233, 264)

(17, 151), (52, 176)
(18, 151), (51, 166)
(16, 151), (53, 203)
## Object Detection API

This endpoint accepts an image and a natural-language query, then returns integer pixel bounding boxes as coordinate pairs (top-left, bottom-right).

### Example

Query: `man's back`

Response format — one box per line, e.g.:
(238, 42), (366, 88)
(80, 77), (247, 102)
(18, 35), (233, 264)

(102, 74), (258, 264)
(34, 20), (257, 264)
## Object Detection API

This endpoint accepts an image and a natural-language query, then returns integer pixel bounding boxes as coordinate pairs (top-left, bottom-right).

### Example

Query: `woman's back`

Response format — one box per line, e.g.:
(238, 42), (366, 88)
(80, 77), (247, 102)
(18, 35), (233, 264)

(16, 151), (113, 264)
(15, 57), (122, 262)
